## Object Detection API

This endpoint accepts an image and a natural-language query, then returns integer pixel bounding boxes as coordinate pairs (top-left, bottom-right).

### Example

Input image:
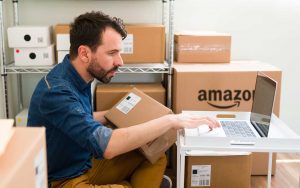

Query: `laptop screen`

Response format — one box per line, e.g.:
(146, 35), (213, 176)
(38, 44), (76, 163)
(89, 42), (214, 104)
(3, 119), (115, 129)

(250, 72), (277, 137)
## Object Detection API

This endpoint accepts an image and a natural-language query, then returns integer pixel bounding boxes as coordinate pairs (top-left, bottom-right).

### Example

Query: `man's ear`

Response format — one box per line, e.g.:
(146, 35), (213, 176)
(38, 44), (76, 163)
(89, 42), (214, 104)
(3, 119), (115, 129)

(77, 45), (91, 64)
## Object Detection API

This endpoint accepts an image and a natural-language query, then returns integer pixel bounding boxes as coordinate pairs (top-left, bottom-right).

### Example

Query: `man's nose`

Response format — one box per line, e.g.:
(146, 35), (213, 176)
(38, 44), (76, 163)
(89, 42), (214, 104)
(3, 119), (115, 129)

(115, 53), (124, 67)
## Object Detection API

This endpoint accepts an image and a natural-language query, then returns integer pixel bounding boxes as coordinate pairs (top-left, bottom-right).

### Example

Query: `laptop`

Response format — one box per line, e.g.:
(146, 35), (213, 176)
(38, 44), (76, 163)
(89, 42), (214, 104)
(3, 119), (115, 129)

(187, 71), (277, 138)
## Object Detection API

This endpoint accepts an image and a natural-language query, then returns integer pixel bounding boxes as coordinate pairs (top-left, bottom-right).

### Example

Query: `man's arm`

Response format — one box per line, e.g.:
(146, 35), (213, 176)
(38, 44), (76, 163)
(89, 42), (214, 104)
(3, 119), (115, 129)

(93, 110), (108, 124)
(103, 114), (219, 159)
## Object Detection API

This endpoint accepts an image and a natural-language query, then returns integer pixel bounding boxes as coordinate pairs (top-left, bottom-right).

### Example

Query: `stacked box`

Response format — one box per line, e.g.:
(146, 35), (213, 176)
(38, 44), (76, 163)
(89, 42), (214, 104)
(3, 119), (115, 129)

(7, 26), (55, 66)
(55, 24), (70, 63)
(172, 61), (282, 175)
(175, 32), (231, 63)
(185, 152), (252, 188)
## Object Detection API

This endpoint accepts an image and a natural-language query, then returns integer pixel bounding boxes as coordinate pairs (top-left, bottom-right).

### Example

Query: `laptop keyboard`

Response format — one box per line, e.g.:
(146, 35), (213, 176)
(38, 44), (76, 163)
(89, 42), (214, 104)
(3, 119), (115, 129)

(220, 121), (256, 137)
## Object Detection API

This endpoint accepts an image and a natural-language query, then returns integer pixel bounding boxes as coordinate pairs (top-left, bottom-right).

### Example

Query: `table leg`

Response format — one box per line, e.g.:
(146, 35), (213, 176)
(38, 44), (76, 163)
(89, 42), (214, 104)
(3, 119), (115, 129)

(267, 152), (273, 188)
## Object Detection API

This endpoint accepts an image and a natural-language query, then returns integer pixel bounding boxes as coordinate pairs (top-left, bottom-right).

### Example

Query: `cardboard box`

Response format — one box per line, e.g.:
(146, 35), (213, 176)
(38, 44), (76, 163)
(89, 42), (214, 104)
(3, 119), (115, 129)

(54, 24), (166, 63)
(121, 24), (165, 63)
(185, 152), (252, 188)
(95, 83), (166, 111)
(172, 61), (281, 175)
(7, 26), (52, 48)
(15, 108), (28, 127)
(0, 127), (47, 188)
(105, 88), (176, 164)
(14, 44), (55, 66)
(57, 50), (69, 63)
(55, 24), (70, 51)
(174, 32), (231, 63)
(0, 119), (14, 156)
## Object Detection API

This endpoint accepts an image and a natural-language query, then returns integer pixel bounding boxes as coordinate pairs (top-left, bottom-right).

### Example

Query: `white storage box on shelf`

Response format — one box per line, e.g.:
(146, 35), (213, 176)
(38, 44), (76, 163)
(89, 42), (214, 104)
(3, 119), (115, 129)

(7, 26), (52, 48)
(57, 50), (69, 63)
(15, 108), (28, 127)
(56, 33), (70, 51)
(177, 111), (300, 188)
(14, 44), (55, 66)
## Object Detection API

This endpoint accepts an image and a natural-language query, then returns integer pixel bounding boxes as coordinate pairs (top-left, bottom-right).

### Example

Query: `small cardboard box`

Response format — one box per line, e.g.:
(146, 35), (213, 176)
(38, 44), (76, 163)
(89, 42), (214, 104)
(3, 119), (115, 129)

(185, 152), (252, 188)
(0, 127), (47, 188)
(121, 24), (165, 63)
(7, 26), (52, 48)
(172, 61), (281, 175)
(57, 50), (69, 63)
(175, 32), (231, 63)
(95, 83), (166, 111)
(55, 24), (70, 51)
(105, 88), (176, 163)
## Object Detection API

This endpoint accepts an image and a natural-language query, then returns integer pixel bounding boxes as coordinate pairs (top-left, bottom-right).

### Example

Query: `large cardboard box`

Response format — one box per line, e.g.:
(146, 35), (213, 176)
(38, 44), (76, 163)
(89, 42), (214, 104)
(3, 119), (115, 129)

(174, 32), (231, 63)
(105, 88), (176, 164)
(0, 127), (47, 188)
(95, 83), (166, 111)
(172, 61), (282, 175)
(185, 152), (252, 188)
(54, 24), (166, 63)
(121, 24), (165, 63)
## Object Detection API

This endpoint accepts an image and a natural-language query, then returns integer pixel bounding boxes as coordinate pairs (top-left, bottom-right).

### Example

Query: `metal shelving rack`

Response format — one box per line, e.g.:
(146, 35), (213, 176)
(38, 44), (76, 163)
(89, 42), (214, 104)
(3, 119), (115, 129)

(0, 0), (175, 118)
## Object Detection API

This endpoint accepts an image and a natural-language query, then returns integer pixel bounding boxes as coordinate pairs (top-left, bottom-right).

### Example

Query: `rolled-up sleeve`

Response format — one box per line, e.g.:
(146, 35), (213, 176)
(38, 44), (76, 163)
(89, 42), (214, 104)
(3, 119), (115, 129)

(91, 126), (113, 157)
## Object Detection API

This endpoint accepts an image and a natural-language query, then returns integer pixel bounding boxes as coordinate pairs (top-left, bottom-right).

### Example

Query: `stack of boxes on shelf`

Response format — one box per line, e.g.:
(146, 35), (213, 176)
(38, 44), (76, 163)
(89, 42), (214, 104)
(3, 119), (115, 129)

(7, 26), (55, 66)
(55, 24), (70, 63)
(7, 26), (56, 127)
(95, 23), (167, 114)
(172, 31), (282, 187)
(0, 119), (47, 188)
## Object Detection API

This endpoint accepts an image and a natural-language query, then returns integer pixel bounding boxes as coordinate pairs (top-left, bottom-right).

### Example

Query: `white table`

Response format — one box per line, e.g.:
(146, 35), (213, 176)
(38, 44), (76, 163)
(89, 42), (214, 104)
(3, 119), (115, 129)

(177, 111), (300, 188)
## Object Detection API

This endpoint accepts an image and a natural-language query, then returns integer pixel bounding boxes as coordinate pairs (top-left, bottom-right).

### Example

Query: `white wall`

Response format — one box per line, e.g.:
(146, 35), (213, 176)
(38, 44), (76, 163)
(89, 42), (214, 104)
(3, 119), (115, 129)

(1, 0), (299, 134)
(173, 0), (300, 134)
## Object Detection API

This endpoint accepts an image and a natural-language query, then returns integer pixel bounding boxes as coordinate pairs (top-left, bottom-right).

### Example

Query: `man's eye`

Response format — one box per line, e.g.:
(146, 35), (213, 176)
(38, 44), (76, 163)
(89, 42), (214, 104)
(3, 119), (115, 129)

(108, 51), (116, 55)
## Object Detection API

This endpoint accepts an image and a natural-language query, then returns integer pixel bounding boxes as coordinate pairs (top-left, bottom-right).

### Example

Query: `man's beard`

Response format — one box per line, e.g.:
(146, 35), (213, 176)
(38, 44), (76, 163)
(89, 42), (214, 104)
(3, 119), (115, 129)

(87, 58), (119, 84)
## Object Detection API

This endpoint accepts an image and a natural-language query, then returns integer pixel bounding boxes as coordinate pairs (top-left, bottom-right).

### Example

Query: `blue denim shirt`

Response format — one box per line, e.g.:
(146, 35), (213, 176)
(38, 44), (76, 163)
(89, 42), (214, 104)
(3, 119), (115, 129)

(27, 55), (112, 182)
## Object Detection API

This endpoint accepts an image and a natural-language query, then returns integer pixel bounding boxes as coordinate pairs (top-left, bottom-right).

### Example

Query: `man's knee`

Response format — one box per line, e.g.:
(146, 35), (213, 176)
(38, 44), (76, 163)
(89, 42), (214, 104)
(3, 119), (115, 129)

(156, 154), (167, 167)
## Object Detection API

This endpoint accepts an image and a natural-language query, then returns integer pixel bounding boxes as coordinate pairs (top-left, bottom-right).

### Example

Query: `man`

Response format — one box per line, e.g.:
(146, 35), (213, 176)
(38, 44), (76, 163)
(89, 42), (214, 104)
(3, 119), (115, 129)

(28, 11), (219, 188)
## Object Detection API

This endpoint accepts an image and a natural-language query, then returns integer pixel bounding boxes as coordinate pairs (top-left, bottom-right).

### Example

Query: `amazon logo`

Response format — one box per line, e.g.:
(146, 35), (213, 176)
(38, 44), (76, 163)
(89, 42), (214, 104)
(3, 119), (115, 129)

(198, 89), (255, 109)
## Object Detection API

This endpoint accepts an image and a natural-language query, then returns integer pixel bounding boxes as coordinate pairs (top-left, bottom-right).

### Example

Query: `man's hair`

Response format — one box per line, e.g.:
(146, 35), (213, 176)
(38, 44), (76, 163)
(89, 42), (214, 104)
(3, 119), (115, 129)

(69, 11), (127, 60)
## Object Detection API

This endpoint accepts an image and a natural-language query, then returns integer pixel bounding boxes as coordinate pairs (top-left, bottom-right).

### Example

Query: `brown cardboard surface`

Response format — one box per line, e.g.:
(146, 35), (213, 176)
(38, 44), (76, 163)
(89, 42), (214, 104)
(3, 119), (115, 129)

(105, 88), (176, 163)
(172, 61), (281, 175)
(185, 154), (252, 188)
(55, 24), (70, 34)
(172, 61), (281, 116)
(0, 127), (47, 188)
(95, 83), (166, 111)
(122, 24), (165, 63)
(175, 33), (231, 63)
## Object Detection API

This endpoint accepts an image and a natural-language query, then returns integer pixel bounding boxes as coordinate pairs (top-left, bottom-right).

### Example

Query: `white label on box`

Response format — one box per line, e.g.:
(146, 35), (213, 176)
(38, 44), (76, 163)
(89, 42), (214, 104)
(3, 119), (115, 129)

(37, 37), (44, 44)
(191, 165), (211, 187)
(34, 148), (46, 188)
(121, 34), (133, 54)
(116, 92), (141, 114)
